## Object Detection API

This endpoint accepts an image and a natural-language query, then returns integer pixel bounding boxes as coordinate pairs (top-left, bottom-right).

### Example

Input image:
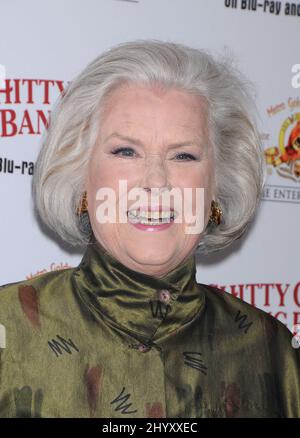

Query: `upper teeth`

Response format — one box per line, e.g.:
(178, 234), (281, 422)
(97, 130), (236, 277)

(127, 210), (174, 220)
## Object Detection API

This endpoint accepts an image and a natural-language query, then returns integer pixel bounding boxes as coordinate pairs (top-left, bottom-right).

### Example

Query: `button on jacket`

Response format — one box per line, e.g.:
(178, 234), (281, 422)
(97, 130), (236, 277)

(0, 238), (299, 418)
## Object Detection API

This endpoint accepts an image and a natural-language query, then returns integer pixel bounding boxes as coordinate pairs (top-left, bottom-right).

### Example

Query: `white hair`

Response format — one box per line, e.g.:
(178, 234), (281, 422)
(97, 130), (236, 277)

(32, 39), (266, 254)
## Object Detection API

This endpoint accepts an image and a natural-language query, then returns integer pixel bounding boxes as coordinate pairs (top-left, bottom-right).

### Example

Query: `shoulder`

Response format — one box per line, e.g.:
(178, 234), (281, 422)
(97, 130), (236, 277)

(0, 268), (75, 327)
(0, 267), (74, 297)
(199, 282), (296, 344)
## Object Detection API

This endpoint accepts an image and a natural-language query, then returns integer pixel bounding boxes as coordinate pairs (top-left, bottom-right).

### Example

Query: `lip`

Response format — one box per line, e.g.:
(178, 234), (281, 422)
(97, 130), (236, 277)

(129, 221), (174, 232)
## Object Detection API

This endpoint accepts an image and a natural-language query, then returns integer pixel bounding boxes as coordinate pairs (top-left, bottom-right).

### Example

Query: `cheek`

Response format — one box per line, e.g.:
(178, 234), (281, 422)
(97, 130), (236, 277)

(197, 159), (215, 197)
(88, 160), (121, 192)
(178, 162), (213, 191)
(178, 164), (214, 224)
(87, 159), (133, 229)
(89, 151), (140, 189)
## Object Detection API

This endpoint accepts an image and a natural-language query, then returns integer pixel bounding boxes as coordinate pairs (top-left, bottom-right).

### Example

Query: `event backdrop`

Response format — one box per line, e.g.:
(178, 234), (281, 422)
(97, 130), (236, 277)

(0, 0), (299, 337)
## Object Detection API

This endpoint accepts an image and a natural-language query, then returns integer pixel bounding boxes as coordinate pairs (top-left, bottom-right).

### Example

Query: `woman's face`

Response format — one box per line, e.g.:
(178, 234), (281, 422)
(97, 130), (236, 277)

(86, 83), (215, 276)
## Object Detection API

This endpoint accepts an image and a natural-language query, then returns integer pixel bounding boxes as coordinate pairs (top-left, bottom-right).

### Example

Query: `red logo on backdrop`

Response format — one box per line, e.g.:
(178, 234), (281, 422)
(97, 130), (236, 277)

(0, 79), (67, 137)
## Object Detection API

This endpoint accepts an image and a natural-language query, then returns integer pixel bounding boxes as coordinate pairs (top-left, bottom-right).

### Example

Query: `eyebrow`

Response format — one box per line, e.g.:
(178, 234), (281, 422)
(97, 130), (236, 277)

(103, 132), (202, 149)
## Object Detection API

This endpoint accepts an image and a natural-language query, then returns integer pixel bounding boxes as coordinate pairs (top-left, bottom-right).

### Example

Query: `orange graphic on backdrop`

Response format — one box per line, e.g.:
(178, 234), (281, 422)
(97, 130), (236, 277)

(265, 113), (300, 181)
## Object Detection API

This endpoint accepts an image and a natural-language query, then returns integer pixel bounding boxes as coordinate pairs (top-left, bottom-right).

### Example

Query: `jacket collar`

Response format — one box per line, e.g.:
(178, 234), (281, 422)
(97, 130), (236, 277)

(72, 234), (205, 346)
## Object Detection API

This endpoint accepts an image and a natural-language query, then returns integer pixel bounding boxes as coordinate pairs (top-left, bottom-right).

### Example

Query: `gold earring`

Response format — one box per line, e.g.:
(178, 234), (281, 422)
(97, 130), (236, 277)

(209, 200), (222, 225)
(76, 191), (88, 216)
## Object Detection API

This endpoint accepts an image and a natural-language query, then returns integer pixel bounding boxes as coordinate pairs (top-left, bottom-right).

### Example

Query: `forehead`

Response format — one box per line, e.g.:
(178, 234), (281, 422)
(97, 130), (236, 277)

(99, 82), (208, 136)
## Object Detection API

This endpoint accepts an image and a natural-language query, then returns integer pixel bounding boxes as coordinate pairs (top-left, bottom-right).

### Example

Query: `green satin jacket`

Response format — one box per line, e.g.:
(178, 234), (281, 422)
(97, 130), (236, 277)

(0, 237), (299, 418)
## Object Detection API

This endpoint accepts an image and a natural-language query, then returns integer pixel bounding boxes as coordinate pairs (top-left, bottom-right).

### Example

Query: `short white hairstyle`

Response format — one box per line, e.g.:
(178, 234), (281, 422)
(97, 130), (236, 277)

(32, 39), (266, 254)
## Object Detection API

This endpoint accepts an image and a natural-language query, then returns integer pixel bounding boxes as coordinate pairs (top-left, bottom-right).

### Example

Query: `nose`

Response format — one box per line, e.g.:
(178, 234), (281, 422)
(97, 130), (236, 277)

(140, 153), (170, 191)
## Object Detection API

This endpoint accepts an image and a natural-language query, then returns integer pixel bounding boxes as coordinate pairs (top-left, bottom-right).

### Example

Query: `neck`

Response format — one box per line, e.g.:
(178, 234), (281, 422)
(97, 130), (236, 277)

(72, 235), (205, 345)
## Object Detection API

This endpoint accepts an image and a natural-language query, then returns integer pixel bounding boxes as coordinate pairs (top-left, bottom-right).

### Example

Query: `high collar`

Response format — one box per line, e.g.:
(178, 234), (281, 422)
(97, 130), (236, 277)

(72, 235), (205, 346)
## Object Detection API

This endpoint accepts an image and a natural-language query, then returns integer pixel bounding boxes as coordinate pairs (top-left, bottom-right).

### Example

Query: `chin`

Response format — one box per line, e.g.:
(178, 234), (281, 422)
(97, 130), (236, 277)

(126, 245), (176, 264)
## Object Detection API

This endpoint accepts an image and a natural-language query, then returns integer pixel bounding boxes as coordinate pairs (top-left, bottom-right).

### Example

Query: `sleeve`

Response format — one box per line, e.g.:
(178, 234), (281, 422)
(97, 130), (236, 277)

(266, 319), (300, 418)
(0, 348), (6, 417)
(0, 307), (14, 417)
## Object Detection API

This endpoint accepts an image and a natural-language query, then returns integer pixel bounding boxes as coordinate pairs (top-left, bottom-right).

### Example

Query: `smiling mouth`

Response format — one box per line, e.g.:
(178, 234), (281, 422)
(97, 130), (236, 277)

(126, 208), (177, 225)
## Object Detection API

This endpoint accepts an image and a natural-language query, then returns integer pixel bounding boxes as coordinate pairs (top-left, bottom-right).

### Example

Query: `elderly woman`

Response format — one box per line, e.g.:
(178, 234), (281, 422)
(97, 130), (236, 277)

(0, 40), (299, 419)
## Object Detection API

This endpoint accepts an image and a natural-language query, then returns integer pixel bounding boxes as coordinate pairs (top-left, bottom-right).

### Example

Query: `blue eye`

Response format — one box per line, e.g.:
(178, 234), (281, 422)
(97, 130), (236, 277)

(111, 147), (136, 157)
(111, 147), (197, 161)
(175, 153), (196, 161)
